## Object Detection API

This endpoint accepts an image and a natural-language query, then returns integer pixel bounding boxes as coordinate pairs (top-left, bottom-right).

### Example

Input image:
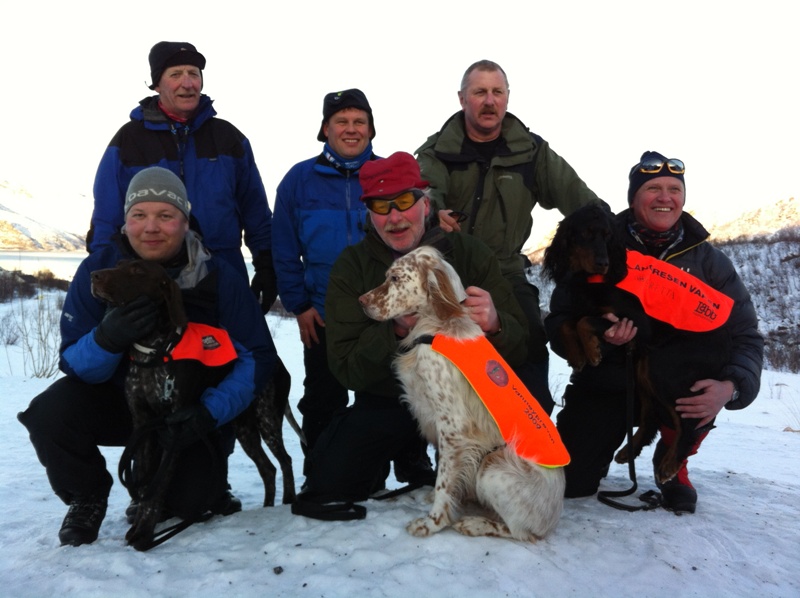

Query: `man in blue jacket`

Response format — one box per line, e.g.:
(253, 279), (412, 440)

(272, 89), (375, 463)
(87, 41), (277, 313)
(18, 167), (276, 546)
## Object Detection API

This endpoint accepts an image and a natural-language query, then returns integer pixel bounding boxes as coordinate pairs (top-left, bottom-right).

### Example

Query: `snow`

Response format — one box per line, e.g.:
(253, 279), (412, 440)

(1, 307), (799, 598)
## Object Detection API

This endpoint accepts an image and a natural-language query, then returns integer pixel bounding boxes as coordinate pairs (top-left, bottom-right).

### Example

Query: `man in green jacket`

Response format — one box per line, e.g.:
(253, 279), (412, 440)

(416, 59), (600, 414)
(294, 152), (529, 512)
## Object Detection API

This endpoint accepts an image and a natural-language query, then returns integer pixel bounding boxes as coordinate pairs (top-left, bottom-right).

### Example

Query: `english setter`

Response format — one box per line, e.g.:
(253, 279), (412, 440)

(359, 246), (565, 541)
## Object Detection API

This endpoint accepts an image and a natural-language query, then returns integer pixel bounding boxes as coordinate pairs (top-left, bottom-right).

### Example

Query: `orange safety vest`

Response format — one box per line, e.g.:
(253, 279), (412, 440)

(429, 335), (570, 467)
(168, 322), (238, 367)
(591, 250), (734, 332)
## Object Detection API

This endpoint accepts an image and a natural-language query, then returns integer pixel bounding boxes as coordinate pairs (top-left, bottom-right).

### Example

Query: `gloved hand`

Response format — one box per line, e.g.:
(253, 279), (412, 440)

(159, 405), (217, 451)
(251, 251), (278, 315)
(94, 295), (158, 353)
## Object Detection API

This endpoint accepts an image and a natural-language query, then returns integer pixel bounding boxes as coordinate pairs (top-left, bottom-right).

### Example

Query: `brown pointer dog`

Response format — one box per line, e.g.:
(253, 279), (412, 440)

(542, 204), (731, 485)
(91, 259), (301, 550)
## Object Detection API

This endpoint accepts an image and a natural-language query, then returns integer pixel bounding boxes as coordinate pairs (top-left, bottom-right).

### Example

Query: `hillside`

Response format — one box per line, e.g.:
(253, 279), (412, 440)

(0, 181), (87, 250)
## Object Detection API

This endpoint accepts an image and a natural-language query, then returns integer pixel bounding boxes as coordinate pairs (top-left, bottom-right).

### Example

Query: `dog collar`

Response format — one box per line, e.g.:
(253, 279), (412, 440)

(132, 327), (184, 357)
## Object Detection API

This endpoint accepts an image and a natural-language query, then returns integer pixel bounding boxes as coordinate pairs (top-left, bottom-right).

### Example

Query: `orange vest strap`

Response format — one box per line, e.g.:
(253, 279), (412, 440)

(429, 335), (569, 467)
(616, 250), (733, 332)
(169, 322), (238, 367)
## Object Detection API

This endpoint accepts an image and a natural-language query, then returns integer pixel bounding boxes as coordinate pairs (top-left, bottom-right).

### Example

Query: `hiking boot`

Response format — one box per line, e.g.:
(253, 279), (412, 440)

(394, 443), (437, 487)
(59, 496), (108, 547)
(211, 489), (242, 516)
(658, 476), (697, 514)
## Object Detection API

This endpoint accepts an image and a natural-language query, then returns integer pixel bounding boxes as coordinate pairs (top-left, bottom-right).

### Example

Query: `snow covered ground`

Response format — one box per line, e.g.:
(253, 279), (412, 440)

(1, 308), (798, 598)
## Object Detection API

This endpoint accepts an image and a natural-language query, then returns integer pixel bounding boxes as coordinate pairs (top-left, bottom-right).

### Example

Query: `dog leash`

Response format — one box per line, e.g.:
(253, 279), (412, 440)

(597, 344), (662, 512)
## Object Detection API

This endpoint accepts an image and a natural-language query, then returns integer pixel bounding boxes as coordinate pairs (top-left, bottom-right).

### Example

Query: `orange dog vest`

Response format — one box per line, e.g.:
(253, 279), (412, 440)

(592, 250), (734, 332)
(168, 322), (238, 367)
(429, 335), (570, 467)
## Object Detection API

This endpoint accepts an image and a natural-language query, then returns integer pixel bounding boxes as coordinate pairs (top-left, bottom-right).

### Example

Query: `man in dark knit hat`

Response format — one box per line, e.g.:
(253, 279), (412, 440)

(87, 41), (277, 315)
(272, 89), (378, 471)
(546, 150), (763, 514)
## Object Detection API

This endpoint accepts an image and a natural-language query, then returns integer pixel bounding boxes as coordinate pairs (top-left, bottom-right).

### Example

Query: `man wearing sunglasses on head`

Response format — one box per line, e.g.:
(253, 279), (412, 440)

(417, 59), (602, 416)
(546, 150), (763, 513)
(293, 151), (529, 514)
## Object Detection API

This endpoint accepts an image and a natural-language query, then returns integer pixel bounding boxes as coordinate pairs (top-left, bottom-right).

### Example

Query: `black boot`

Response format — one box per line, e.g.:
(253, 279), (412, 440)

(393, 438), (436, 486)
(59, 495), (108, 546)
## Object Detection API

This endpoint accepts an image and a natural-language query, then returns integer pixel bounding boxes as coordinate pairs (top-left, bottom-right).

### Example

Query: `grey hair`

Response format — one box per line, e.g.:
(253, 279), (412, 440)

(459, 60), (509, 93)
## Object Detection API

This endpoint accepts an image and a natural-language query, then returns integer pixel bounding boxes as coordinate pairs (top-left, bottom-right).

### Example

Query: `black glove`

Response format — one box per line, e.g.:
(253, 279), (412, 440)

(158, 405), (217, 451)
(94, 295), (158, 353)
(251, 251), (278, 314)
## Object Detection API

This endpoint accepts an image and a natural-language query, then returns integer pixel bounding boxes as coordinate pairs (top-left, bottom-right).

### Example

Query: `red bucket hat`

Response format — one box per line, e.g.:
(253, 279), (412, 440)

(359, 152), (429, 200)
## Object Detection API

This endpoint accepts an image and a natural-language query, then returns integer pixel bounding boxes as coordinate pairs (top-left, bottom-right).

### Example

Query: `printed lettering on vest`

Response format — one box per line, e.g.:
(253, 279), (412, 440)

(616, 250), (733, 331)
(430, 335), (569, 467)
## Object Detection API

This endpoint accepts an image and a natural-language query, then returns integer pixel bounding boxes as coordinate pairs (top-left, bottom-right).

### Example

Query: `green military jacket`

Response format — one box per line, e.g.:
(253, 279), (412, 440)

(416, 112), (598, 276)
(325, 227), (529, 400)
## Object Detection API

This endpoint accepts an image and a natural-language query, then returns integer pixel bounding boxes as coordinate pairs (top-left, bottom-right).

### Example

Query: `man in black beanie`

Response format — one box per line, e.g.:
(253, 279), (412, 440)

(546, 150), (763, 514)
(87, 41), (278, 314)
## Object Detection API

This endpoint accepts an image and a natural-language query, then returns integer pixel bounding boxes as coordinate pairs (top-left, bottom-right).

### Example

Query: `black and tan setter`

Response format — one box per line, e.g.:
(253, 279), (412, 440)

(542, 204), (731, 485)
(91, 259), (301, 550)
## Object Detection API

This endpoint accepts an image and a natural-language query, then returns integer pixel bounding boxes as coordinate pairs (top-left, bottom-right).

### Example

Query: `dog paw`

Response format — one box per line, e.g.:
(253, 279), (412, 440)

(655, 465), (680, 485)
(406, 516), (443, 537)
(613, 446), (629, 464)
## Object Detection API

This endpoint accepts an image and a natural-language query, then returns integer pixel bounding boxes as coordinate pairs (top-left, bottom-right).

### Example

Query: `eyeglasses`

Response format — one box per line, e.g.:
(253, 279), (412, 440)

(638, 156), (685, 175)
(365, 190), (423, 215)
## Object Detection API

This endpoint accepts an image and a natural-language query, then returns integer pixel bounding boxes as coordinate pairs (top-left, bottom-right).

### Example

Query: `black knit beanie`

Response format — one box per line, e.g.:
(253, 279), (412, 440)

(627, 151), (686, 204)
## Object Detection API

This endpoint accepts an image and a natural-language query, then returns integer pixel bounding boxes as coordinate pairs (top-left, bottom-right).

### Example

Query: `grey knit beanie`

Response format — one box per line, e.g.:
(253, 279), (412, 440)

(124, 167), (191, 219)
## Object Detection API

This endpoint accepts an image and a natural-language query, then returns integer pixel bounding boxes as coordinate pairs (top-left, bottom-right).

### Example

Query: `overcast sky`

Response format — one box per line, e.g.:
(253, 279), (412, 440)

(2, 0), (797, 242)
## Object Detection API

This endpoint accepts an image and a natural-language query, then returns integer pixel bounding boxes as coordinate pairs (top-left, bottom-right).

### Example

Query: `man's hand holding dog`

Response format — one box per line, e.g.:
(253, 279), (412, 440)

(675, 379), (735, 428)
(464, 286), (500, 336)
(602, 313), (637, 346)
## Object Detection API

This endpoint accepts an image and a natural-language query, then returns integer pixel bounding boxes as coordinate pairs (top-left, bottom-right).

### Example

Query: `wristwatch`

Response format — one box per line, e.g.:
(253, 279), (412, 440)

(728, 382), (740, 404)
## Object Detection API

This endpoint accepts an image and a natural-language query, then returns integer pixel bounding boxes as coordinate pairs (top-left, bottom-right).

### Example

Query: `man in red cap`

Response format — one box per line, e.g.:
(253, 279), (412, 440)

(88, 41), (277, 314)
(292, 152), (530, 517)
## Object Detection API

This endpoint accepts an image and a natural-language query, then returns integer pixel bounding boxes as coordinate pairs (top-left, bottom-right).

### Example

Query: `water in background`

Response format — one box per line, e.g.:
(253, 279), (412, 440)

(0, 251), (86, 281)
(0, 251), (257, 282)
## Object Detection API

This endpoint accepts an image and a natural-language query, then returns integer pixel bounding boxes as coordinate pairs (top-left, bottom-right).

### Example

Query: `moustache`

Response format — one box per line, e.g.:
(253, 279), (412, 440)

(384, 223), (411, 233)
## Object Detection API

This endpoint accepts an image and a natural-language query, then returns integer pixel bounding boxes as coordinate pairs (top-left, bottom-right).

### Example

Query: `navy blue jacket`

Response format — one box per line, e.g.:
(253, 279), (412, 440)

(59, 237), (276, 426)
(272, 154), (370, 318)
(89, 95), (271, 278)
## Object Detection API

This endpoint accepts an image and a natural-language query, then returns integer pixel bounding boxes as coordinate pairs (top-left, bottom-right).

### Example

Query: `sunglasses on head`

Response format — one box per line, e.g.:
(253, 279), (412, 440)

(639, 156), (685, 175)
(365, 190), (423, 215)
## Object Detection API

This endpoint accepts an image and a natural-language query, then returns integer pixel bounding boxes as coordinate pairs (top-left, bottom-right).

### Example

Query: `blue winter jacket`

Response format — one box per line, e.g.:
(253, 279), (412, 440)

(59, 238), (276, 426)
(272, 154), (370, 319)
(89, 95), (271, 278)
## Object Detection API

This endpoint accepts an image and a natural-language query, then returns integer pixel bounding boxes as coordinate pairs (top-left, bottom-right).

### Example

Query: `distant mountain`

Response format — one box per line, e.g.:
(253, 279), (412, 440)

(0, 202), (85, 251)
(706, 196), (799, 241)
(0, 180), (88, 251)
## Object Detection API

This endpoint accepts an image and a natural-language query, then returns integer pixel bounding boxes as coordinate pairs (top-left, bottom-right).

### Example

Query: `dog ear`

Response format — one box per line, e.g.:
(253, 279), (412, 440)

(543, 218), (571, 282)
(162, 277), (188, 329)
(427, 260), (467, 321)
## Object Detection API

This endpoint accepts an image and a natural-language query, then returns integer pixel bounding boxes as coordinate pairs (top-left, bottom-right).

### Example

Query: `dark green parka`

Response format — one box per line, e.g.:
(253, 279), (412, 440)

(417, 112), (598, 276)
(325, 227), (529, 400)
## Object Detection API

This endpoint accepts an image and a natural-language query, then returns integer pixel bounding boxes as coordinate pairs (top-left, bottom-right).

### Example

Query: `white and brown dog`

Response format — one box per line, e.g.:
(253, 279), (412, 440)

(359, 246), (565, 541)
